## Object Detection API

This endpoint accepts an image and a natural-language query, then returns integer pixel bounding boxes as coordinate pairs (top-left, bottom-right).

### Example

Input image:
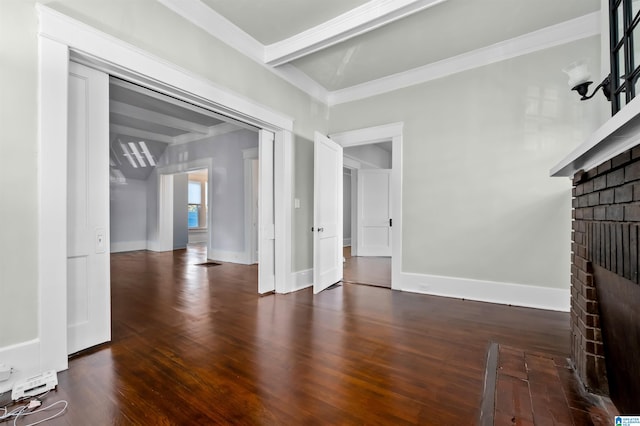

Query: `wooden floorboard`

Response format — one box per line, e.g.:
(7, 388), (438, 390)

(5, 245), (570, 425)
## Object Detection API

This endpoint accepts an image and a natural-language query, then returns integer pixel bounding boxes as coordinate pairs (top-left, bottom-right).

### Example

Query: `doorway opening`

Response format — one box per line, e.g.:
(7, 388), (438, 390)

(341, 143), (392, 288)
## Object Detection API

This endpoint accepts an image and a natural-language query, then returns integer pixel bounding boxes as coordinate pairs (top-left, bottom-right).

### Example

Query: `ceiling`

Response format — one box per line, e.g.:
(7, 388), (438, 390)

(109, 77), (245, 181)
(159, 0), (601, 104)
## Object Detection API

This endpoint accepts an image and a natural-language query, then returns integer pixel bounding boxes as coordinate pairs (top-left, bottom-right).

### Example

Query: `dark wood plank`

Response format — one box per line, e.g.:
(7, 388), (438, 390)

(2, 245), (572, 425)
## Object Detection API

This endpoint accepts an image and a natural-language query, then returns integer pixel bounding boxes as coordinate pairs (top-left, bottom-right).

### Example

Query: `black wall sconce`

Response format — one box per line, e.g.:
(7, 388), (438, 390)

(563, 60), (612, 102)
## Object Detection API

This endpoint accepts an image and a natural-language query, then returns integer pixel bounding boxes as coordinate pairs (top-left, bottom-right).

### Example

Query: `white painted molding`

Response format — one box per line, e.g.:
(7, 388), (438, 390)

(290, 269), (313, 292)
(37, 4), (293, 132)
(275, 130), (294, 294)
(110, 241), (147, 253)
(264, 0), (448, 66)
(328, 12), (601, 105)
(156, 0), (329, 104)
(551, 94), (640, 177)
(208, 249), (252, 265)
(331, 122), (404, 146)
(0, 339), (41, 394)
(400, 272), (570, 312)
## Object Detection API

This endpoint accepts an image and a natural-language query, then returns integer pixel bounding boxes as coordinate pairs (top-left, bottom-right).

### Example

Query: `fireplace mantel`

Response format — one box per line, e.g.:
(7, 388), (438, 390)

(551, 95), (640, 177)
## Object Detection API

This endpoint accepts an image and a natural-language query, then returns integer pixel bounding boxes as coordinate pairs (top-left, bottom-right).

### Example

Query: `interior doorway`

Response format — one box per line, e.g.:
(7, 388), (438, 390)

(329, 123), (404, 291)
(341, 143), (393, 289)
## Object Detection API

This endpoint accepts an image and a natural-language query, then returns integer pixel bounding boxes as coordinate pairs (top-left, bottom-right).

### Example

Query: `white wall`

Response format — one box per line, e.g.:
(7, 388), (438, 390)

(330, 37), (606, 291)
(343, 169), (352, 244)
(110, 179), (148, 252)
(172, 173), (189, 249)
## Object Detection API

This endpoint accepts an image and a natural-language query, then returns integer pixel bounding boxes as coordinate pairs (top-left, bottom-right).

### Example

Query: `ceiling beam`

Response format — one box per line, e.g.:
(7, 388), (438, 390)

(110, 124), (174, 144)
(110, 100), (211, 135)
(172, 122), (246, 145)
(264, 0), (448, 66)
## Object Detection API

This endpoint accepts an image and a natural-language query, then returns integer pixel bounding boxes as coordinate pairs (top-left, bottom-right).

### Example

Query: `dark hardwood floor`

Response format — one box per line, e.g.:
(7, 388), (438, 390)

(342, 246), (391, 288)
(9, 245), (570, 425)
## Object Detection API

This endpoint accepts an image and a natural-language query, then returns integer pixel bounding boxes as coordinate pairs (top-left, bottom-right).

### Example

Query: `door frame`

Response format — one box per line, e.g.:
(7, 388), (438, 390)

(37, 5), (294, 373)
(329, 122), (404, 290)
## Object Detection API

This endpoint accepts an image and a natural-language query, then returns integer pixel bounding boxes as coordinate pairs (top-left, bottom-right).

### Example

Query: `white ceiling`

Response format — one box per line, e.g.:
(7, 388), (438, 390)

(159, 0), (601, 104)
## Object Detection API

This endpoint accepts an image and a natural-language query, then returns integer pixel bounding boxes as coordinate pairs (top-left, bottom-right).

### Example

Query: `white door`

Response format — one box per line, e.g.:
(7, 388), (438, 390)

(67, 62), (111, 354)
(258, 130), (276, 293)
(357, 169), (392, 257)
(313, 132), (343, 293)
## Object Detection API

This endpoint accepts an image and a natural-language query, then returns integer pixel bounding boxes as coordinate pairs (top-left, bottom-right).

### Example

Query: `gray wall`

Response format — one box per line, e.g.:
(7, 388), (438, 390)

(172, 173), (188, 249)
(110, 179), (148, 248)
(157, 129), (258, 256)
(329, 37), (606, 290)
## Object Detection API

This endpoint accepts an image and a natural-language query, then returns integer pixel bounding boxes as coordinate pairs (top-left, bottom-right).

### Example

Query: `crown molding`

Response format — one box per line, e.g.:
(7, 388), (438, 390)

(327, 11), (601, 106)
(157, 0), (328, 103)
(264, 0), (448, 66)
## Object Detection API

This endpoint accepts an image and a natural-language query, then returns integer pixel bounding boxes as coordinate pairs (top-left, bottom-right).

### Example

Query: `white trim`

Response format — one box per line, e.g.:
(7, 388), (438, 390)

(243, 147), (259, 265)
(264, 0), (448, 66)
(329, 122), (403, 290)
(400, 272), (570, 312)
(156, 0), (329, 104)
(290, 269), (313, 292)
(0, 339), (41, 394)
(551, 94), (640, 177)
(37, 5), (293, 132)
(37, 5), (294, 377)
(275, 131), (294, 293)
(328, 12), (601, 105)
(331, 122), (403, 146)
(38, 36), (69, 373)
(207, 249), (252, 265)
(110, 241), (147, 253)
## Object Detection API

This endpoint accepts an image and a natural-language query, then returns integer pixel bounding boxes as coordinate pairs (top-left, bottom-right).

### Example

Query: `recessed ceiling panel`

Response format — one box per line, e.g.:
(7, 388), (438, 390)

(291, 0), (601, 90)
(110, 83), (224, 127)
(110, 113), (188, 137)
(200, 0), (370, 44)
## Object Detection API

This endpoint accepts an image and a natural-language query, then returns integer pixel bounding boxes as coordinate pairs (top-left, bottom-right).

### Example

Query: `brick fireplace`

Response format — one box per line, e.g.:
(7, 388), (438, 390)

(571, 147), (640, 414)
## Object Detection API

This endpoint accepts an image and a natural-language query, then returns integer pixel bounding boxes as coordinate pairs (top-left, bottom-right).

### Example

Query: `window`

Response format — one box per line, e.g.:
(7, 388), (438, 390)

(609, 0), (640, 113)
(188, 180), (206, 228)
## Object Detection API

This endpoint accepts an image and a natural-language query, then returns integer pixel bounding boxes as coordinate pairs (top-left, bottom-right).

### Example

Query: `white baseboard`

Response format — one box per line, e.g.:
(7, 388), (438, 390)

(110, 240), (147, 253)
(290, 269), (313, 292)
(399, 272), (569, 312)
(343, 238), (351, 246)
(208, 249), (251, 265)
(0, 339), (41, 394)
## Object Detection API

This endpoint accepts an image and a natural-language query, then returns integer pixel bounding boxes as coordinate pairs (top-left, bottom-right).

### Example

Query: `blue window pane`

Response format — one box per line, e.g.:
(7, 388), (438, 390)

(188, 209), (199, 228)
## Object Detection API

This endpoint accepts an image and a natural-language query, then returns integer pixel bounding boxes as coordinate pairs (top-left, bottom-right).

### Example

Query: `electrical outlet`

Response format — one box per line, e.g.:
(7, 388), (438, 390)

(0, 364), (11, 382)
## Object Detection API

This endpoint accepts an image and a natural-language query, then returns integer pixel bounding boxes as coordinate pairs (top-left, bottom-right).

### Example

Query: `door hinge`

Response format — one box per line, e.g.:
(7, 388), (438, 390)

(389, 218), (392, 227)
